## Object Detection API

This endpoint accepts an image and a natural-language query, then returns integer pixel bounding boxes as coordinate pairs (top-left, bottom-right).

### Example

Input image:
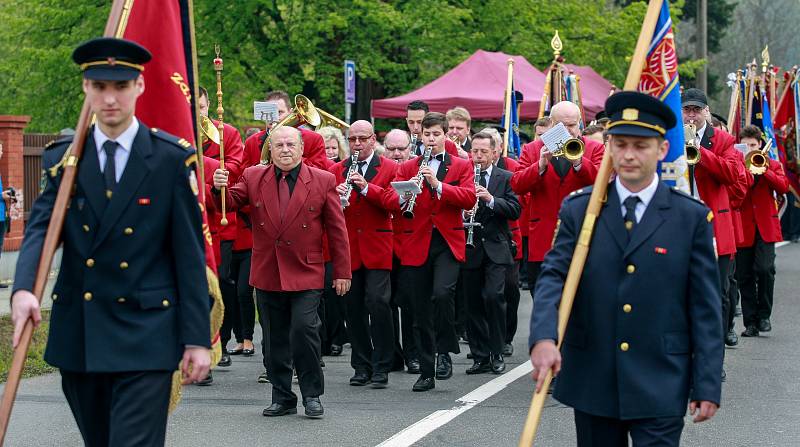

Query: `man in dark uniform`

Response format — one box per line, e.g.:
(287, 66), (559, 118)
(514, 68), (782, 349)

(530, 91), (723, 446)
(462, 132), (520, 374)
(10, 37), (211, 446)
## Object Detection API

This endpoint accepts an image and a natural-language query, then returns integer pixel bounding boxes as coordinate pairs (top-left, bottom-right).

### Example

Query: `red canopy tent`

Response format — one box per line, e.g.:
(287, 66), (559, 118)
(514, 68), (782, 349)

(563, 64), (616, 120)
(371, 50), (546, 121)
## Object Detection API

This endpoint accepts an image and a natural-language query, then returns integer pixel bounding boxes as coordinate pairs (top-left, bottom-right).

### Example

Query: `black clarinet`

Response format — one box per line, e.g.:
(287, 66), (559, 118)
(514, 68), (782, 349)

(402, 146), (432, 219)
(464, 165), (482, 248)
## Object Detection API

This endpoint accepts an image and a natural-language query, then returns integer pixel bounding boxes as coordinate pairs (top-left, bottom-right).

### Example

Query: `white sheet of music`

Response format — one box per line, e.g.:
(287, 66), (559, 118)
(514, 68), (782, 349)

(391, 180), (422, 195)
(540, 122), (572, 154)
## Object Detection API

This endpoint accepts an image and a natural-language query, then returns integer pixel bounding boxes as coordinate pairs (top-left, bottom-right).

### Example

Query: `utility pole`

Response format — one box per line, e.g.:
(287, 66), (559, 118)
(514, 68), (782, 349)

(696, 0), (708, 91)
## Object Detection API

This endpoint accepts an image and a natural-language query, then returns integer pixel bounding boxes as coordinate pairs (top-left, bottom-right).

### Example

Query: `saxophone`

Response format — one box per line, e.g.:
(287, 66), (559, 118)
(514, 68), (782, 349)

(402, 146), (433, 219)
(464, 165), (482, 248)
(340, 150), (361, 208)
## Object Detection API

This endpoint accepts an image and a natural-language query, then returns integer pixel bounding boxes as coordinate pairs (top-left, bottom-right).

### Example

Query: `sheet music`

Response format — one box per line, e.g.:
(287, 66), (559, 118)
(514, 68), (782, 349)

(540, 122), (572, 154)
(253, 102), (279, 122)
(391, 181), (422, 195)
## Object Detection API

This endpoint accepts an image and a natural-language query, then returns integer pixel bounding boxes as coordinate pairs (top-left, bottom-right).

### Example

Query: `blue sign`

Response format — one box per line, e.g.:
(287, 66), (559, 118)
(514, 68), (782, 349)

(345, 60), (356, 104)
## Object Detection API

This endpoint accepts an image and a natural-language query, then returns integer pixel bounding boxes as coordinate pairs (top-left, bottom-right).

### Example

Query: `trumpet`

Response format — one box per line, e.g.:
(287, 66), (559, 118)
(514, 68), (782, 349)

(745, 138), (772, 175)
(402, 146), (433, 219)
(464, 165), (482, 248)
(261, 94), (322, 162)
(340, 150), (361, 208)
(551, 137), (584, 162)
(684, 123), (701, 165)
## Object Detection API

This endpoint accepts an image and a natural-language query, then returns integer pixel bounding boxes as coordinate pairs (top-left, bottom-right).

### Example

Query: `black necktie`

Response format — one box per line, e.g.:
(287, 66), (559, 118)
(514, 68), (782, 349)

(623, 196), (640, 233)
(479, 171), (488, 188)
(551, 157), (570, 178)
(102, 140), (118, 199)
(433, 153), (445, 162)
(357, 160), (367, 175)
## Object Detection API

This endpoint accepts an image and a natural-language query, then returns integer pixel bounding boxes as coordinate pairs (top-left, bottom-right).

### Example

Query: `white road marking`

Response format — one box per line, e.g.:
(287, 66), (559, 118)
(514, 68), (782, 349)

(376, 361), (534, 447)
(776, 241), (791, 248)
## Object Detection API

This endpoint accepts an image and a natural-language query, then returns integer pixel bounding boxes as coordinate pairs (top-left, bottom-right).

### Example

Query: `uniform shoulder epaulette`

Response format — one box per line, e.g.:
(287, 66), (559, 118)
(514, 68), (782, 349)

(44, 135), (73, 150)
(566, 187), (592, 200)
(669, 186), (705, 205)
(150, 127), (193, 150)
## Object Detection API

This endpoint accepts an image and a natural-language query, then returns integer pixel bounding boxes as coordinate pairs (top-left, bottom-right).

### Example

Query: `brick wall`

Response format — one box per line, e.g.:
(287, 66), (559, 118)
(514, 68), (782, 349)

(0, 115), (31, 251)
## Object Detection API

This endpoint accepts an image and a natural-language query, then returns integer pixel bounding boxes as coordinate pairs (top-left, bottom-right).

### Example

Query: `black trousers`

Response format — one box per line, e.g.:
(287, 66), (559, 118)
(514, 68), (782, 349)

(781, 193), (800, 239)
(717, 255), (732, 337)
(320, 262), (348, 354)
(219, 240), (242, 347)
(736, 231), (777, 327)
(61, 370), (172, 447)
(391, 257), (417, 363)
(407, 230), (460, 378)
(463, 260), (508, 361)
(256, 289), (324, 406)
(518, 236), (529, 284)
(527, 260), (543, 302)
(574, 409), (684, 447)
(454, 274), (467, 337)
(504, 260), (521, 344)
(344, 268), (394, 374)
(726, 257), (739, 331)
(230, 249), (255, 341)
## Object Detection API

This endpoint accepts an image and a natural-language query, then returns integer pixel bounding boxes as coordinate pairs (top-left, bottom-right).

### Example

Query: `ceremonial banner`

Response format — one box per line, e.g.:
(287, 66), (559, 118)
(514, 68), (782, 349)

(750, 84), (779, 160)
(774, 69), (800, 199)
(501, 85), (522, 157)
(637, 1), (687, 191)
(122, 0), (223, 407)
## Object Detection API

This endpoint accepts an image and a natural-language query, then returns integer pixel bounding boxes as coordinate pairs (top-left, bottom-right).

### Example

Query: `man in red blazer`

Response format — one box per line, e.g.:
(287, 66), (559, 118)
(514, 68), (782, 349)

(406, 100), (459, 158)
(682, 88), (742, 372)
(510, 101), (604, 300)
(243, 90), (328, 170)
(199, 86), (245, 368)
(736, 125), (790, 337)
(383, 112), (476, 391)
(213, 126), (351, 418)
(330, 120), (398, 388)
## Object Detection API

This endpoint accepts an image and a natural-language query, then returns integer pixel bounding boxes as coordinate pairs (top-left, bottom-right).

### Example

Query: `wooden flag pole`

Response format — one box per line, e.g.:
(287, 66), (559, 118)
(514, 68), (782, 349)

(516, 0), (664, 445)
(503, 58), (514, 157)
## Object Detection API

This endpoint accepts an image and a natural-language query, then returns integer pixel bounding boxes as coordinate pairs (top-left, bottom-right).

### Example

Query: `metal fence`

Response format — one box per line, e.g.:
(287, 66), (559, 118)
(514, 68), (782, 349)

(22, 133), (59, 221)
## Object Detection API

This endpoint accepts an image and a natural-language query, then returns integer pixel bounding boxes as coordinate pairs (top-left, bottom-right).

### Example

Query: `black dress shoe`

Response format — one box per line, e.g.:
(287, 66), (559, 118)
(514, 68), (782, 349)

(228, 347), (244, 356)
(724, 329), (739, 347)
(217, 353), (232, 367)
(242, 348), (255, 357)
(435, 353), (452, 380)
(263, 402), (297, 417)
(758, 318), (772, 332)
(371, 372), (389, 389)
(491, 354), (506, 374)
(406, 359), (421, 374)
(196, 373), (213, 386)
(303, 397), (324, 418)
(502, 343), (514, 357)
(412, 376), (435, 392)
(465, 360), (491, 375)
(330, 344), (343, 356)
(741, 325), (759, 337)
(349, 371), (371, 386)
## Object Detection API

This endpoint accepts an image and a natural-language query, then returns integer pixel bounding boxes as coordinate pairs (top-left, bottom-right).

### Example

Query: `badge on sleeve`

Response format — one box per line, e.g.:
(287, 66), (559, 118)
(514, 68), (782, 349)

(707, 211), (714, 222)
(189, 170), (199, 196)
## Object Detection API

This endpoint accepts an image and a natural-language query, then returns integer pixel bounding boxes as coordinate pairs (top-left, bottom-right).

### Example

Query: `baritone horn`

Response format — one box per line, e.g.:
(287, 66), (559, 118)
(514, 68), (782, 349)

(200, 115), (220, 145)
(745, 138), (772, 175)
(684, 123), (701, 165)
(261, 94), (322, 162)
(551, 137), (584, 162)
(316, 108), (350, 131)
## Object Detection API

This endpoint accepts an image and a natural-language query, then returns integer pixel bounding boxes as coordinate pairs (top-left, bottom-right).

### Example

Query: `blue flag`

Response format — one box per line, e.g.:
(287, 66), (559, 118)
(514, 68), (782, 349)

(637, 1), (687, 191)
(753, 87), (779, 160)
(501, 83), (522, 157)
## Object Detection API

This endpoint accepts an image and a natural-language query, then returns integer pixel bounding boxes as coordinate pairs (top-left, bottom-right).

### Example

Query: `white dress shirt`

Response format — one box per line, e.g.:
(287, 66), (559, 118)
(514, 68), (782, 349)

(479, 164), (495, 209)
(358, 151), (375, 196)
(614, 173), (659, 224)
(94, 118), (138, 182)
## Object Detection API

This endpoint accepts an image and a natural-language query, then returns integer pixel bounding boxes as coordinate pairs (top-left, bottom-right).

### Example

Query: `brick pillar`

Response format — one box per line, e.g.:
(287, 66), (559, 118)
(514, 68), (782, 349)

(0, 115), (31, 251)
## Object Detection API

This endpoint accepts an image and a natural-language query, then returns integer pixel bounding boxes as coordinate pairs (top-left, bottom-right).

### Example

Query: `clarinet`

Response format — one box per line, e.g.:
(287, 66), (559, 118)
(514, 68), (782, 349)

(340, 150), (361, 208)
(464, 165), (482, 248)
(410, 133), (418, 155)
(402, 145), (433, 219)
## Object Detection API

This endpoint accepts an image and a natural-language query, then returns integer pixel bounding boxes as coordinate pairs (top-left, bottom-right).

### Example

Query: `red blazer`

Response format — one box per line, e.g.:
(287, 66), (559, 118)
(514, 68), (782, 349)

(232, 136), (263, 251)
(498, 156), (523, 261)
(244, 128), (328, 170)
(219, 163), (351, 291)
(695, 126), (741, 256)
(510, 137), (605, 261)
(727, 151), (753, 247)
(204, 121), (244, 241)
(382, 152), (476, 266)
(330, 154), (397, 271)
(739, 159), (789, 246)
(203, 156), (222, 264)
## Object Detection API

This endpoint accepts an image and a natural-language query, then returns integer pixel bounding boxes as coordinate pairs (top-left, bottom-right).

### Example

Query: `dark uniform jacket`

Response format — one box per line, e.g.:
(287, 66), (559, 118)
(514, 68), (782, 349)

(529, 181), (723, 419)
(464, 166), (520, 269)
(13, 124), (210, 373)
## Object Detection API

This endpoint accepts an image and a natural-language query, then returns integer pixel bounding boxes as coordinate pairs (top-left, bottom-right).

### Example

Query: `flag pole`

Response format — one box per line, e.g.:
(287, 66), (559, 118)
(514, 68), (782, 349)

(516, 1), (664, 445)
(0, 1), (135, 443)
(503, 58), (514, 157)
(727, 71), (741, 130)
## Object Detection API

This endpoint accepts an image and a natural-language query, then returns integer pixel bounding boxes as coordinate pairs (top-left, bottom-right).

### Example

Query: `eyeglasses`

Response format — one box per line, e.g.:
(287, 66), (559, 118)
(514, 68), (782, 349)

(385, 146), (409, 151)
(347, 134), (373, 143)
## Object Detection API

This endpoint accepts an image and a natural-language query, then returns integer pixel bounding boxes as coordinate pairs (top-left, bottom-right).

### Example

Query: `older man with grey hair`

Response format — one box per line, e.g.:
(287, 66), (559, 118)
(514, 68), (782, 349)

(383, 129), (412, 164)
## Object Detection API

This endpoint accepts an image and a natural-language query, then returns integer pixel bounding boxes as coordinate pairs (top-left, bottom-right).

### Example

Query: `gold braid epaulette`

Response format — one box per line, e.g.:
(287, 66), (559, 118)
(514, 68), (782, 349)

(47, 144), (76, 178)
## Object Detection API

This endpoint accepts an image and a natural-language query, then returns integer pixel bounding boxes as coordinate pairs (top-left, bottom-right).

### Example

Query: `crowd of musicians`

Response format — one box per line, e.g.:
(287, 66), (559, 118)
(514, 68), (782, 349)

(202, 85), (789, 407)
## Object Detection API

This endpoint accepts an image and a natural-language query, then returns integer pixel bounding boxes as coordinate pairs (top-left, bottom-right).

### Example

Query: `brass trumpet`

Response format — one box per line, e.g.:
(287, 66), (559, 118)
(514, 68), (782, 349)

(200, 115), (220, 145)
(551, 137), (584, 162)
(745, 139), (772, 175)
(261, 94), (322, 162)
(684, 123), (701, 165)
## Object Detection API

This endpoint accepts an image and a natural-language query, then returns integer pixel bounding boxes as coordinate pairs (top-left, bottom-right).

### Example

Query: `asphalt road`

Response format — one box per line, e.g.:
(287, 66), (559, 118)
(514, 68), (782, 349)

(2, 242), (800, 446)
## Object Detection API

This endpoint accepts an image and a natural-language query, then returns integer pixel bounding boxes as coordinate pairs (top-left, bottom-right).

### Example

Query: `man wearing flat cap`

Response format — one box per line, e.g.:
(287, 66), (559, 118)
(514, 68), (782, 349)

(530, 91), (723, 446)
(10, 37), (211, 446)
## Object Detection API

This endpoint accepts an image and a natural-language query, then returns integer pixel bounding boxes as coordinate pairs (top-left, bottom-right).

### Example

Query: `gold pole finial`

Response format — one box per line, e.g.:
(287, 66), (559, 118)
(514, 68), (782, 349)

(551, 30), (562, 57)
(761, 45), (770, 73)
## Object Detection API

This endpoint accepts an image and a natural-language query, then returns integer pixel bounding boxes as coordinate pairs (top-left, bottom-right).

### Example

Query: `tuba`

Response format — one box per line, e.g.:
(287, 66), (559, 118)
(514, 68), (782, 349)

(684, 123), (701, 165)
(261, 94), (322, 162)
(551, 137), (584, 162)
(200, 115), (220, 145)
(745, 138), (772, 175)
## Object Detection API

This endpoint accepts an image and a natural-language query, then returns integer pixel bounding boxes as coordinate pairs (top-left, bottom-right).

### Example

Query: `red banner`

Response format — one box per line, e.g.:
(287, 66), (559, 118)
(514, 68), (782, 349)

(773, 76), (800, 199)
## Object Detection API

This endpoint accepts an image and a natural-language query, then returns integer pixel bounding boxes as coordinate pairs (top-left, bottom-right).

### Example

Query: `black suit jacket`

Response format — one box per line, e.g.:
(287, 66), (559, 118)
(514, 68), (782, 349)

(464, 166), (520, 269)
(14, 123), (210, 373)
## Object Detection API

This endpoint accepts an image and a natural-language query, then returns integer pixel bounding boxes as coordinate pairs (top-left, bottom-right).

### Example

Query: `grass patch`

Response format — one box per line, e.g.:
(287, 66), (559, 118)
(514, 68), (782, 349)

(0, 311), (56, 383)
